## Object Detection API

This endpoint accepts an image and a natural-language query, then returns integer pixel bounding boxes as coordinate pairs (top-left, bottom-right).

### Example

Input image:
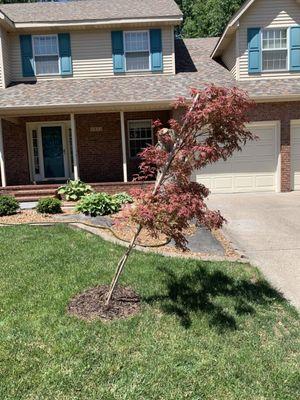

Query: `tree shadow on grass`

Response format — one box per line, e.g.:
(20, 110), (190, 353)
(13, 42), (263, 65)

(144, 264), (285, 332)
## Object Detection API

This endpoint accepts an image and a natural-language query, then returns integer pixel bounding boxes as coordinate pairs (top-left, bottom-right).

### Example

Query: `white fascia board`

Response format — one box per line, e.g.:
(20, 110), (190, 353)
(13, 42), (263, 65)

(14, 15), (183, 30)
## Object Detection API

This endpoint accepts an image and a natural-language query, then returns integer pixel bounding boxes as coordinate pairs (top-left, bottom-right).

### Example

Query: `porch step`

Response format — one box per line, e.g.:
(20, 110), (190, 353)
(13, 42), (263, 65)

(16, 196), (55, 203)
(0, 187), (59, 201)
(11, 189), (58, 197)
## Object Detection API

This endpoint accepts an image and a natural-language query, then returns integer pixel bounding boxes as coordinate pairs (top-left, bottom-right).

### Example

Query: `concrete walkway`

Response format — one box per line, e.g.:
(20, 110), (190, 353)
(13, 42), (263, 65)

(208, 192), (300, 309)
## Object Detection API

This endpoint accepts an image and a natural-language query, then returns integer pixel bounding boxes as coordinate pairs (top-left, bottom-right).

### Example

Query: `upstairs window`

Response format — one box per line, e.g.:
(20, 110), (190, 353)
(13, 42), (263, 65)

(262, 29), (288, 71)
(33, 35), (60, 75)
(124, 31), (150, 71)
(128, 120), (153, 158)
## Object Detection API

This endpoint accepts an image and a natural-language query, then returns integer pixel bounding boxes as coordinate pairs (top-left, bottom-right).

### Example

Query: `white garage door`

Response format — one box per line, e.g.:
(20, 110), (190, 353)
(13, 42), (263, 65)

(193, 122), (280, 193)
(291, 122), (300, 191)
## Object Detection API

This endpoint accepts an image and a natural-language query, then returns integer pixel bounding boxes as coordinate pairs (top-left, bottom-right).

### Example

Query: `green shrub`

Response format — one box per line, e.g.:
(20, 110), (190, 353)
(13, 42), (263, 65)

(58, 180), (93, 201)
(76, 192), (122, 217)
(36, 198), (62, 214)
(0, 195), (19, 216)
(113, 192), (133, 205)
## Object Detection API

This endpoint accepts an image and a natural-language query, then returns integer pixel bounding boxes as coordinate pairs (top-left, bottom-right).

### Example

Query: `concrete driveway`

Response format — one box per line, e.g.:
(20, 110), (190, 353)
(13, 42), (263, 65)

(208, 192), (300, 310)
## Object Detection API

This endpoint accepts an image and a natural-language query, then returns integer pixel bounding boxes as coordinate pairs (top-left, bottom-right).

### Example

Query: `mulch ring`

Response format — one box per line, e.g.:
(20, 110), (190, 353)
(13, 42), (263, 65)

(67, 285), (141, 322)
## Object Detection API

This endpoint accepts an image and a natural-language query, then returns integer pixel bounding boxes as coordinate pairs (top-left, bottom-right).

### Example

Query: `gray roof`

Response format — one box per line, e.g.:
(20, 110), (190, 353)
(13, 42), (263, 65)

(0, 37), (298, 113)
(0, 0), (182, 23)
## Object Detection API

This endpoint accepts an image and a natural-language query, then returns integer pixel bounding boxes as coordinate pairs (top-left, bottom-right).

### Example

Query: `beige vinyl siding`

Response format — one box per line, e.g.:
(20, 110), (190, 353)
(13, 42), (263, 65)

(2, 29), (11, 87)
(10, 33), (25, 82)
(9, 26), (175, 82)
(222, 35), (237, 78)
(238, 0), (300, 80)
(0, 28), (5, 88)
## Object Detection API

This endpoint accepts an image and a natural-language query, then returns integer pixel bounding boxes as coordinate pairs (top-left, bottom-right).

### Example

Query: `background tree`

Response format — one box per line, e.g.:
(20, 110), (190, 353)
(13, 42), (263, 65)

(106, 85), (254, 305)
(176, 0), (245, 38)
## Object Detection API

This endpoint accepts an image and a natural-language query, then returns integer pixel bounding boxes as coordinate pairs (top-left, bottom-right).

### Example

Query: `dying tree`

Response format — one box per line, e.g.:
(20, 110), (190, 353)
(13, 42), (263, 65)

(106, 85), (254, 305)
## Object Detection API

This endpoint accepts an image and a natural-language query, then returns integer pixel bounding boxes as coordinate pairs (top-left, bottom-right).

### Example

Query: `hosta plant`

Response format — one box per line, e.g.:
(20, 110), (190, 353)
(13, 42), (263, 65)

(112, 192), (133, 205)
(76, 192), (122, 217)
(58, 180), (93, 201)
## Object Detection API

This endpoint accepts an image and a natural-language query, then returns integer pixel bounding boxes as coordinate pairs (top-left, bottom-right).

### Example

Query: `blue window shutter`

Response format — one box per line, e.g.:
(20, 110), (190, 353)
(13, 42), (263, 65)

(58, 33), (72, 75)
(20, 35), (34, 77)
(248, 28), (261, 74)
(111, 31), (125, 73)
(290, 27), (300, 71)
(150, 29), (163, 72)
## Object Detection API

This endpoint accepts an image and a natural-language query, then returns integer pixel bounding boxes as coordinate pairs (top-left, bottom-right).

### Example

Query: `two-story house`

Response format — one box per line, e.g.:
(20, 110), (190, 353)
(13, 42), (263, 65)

(0, 0), (299, 199)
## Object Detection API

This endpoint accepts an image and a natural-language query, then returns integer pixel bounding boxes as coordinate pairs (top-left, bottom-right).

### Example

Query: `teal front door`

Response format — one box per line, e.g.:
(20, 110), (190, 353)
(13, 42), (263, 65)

(42, 126), (65, 179)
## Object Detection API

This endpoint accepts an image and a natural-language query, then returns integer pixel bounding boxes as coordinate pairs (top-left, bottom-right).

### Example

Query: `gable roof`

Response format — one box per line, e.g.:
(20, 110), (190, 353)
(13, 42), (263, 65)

(0, 0), (182, 26)
(212, 0), (300, 58)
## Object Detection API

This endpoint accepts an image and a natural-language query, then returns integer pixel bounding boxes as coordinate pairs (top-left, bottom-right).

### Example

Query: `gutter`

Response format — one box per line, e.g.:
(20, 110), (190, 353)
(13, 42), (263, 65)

(0, 99), (175, 116)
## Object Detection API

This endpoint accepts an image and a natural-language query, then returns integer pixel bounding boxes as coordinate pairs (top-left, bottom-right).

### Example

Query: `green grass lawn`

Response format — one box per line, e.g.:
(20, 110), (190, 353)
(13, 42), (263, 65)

(0, 225), (299, 400)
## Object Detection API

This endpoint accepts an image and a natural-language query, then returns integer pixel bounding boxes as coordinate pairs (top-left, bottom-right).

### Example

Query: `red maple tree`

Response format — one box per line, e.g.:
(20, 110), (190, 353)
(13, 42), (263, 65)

(106, 85), (254, 305)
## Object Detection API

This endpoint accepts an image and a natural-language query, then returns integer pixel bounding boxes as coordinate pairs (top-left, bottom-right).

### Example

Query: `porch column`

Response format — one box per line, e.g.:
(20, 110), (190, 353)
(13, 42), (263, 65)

(0, 118), (7, 187)
(120, 111), (128, 182)
(70, 113), (80, 181)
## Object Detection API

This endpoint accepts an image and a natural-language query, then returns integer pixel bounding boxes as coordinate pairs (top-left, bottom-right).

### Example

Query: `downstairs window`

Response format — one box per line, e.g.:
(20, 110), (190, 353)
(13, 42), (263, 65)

(128, 120), (153, 158)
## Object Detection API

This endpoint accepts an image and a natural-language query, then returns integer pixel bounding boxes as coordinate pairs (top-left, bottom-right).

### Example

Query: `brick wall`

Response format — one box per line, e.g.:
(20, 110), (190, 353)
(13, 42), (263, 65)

(76, 113), (123, 182)
(2, 119), (31, 186)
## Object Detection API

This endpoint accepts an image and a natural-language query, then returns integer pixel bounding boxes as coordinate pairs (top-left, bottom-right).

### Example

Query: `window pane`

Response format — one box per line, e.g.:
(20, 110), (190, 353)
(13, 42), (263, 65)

(35, 55), (59, 75)
(32, 130), (40, 175)
(34, 36), (58, 55)
(126, 52), (149, 71)
(262, 50), (287, 71)
(128, 121), (152, 157)
(262, 29), (287, 49)
(124, 31), (149, 52)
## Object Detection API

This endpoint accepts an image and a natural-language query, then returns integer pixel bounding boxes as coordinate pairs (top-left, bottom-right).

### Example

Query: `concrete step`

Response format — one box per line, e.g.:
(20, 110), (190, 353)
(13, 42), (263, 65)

(16, 195), (56, 202)
(13, 189), (58, 197)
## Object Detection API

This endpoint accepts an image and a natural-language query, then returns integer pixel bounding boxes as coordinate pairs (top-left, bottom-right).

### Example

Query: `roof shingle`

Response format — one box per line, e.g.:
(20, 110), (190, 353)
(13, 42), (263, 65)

(0, 0), (182, 23)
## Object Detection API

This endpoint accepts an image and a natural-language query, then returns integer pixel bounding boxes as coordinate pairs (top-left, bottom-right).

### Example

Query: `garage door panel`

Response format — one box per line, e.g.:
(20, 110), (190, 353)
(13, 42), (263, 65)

(194, 123), (279, 193)
(291, 125), (300, 191)
(255, 175), (275, 189)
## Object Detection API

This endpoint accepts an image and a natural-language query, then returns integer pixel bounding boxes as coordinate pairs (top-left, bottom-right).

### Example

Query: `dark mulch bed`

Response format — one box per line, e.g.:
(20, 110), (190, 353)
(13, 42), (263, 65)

(67, 285), (141, 322)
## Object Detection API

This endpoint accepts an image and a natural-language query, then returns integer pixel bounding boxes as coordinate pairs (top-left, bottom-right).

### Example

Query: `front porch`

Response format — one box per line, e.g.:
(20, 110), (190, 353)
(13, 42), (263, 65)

(0, 109), (171, 198)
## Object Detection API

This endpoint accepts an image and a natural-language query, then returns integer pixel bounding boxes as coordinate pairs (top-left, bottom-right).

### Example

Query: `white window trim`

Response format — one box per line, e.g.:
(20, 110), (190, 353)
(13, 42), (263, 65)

(123, 30), (151, 72)
(127, 119), (154, 159)
(32, 34), (61, 77)
(26, 121), (73, 182)
(261, 27), (289, 73)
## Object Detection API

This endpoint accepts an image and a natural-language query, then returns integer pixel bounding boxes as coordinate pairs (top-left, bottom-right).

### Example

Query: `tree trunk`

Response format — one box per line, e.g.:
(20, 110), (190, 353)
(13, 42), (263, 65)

(105, 225), (142, 306)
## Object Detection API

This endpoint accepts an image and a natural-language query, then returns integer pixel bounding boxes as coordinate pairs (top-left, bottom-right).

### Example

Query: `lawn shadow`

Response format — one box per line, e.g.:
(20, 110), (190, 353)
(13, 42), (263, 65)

(144, 263), (284, 331)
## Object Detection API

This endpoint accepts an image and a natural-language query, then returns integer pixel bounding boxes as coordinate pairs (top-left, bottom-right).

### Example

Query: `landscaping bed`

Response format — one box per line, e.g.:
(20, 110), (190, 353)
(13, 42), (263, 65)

(0, 225), (299, 400)
(0, 208), (238, 259)
(0, 209), (75, 224)
(68, 285), (141, 322)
